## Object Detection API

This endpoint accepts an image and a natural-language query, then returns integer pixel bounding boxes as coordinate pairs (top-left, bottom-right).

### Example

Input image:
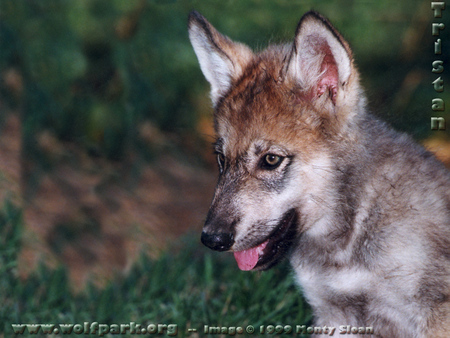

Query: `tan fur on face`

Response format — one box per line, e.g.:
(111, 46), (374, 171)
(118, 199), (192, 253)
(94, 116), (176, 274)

(214, 44), (359, 164)
(215, 47), (322, 161)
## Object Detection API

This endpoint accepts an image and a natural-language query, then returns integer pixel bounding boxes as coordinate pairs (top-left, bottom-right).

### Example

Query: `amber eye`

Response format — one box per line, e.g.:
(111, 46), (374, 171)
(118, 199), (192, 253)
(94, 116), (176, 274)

(260, 154), (283, 170)
(217, 153), (225, 173)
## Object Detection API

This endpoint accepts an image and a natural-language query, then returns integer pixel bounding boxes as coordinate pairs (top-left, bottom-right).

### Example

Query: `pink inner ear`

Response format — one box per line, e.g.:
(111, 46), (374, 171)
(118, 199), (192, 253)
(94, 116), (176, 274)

(316, 45), (339, 104)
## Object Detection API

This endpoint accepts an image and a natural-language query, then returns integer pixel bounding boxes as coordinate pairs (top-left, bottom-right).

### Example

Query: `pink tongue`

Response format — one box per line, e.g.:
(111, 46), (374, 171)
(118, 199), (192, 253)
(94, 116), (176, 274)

(233, 240), (268, 271)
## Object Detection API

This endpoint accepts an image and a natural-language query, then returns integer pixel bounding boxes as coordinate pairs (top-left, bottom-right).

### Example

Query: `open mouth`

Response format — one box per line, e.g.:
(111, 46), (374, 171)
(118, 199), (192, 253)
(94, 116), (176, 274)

(233, 209), (298, 271)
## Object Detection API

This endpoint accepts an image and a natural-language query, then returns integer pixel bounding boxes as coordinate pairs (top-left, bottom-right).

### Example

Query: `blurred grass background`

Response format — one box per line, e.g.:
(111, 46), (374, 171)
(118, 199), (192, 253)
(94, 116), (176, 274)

(0, 0), (449, 336)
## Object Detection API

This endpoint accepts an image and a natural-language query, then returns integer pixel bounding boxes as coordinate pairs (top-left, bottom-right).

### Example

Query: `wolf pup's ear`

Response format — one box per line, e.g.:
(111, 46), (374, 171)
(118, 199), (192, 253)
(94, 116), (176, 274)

(287, 11), (353, 106)
(188, 11), (253, 106)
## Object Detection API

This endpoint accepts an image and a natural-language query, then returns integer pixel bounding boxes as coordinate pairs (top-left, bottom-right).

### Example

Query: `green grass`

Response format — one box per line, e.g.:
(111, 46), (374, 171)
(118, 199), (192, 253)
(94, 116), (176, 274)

(0, 200), (312, 337)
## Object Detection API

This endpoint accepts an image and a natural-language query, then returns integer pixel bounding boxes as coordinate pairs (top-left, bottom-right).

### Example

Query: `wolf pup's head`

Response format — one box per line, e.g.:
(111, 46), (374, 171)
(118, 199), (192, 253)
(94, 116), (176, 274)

(188, 11), (364, 271)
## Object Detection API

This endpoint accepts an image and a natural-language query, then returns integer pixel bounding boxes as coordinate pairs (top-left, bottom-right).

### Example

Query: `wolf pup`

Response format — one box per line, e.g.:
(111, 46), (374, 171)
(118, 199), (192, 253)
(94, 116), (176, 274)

(188, 10), (450, 337)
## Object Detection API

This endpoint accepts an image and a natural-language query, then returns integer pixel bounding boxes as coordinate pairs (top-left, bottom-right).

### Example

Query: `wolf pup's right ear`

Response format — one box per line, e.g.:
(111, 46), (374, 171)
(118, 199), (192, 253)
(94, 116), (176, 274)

(188, 11), (253, 106)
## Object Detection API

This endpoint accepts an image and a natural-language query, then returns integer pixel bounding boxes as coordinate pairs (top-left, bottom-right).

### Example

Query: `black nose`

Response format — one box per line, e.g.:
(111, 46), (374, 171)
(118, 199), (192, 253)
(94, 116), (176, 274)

(201, 231), (234, 251)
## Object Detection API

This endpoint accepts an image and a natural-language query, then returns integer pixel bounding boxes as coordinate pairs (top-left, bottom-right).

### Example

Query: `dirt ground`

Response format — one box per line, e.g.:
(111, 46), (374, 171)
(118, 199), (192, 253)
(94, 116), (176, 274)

(0, 111), (217, 290)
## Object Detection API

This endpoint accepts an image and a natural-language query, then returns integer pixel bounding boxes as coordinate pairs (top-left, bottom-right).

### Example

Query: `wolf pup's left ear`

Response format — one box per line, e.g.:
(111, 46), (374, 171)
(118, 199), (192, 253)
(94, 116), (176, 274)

(287, 11), (353, 106)
(188, 11), (253, 106)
